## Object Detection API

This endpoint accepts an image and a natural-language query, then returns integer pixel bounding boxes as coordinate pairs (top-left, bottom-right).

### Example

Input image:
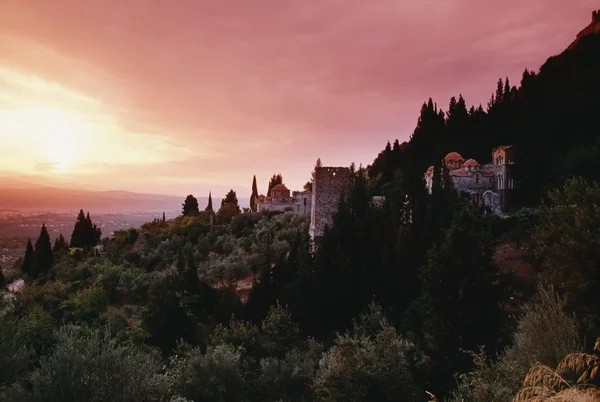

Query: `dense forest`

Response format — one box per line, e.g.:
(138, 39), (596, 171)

(2, 31), (600, 402)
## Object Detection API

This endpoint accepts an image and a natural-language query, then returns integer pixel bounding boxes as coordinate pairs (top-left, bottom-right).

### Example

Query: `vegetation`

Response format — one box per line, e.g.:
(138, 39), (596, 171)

(2, 28), (600, 402)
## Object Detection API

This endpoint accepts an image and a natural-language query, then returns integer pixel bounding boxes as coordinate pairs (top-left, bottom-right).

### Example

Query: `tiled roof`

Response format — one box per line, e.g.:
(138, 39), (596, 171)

(271, 184), (289, 192)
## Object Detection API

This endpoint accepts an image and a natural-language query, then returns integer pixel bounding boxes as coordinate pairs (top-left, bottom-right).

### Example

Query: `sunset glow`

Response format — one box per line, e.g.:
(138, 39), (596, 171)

(0, 0), (597, 197)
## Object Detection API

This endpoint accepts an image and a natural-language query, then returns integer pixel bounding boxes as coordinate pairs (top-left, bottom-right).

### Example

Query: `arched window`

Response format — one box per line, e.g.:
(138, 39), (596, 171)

(497, 174), (503, 190)
(475, 174), (479, 184)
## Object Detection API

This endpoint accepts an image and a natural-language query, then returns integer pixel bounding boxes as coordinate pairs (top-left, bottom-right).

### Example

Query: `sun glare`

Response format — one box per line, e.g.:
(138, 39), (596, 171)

(34, 108), (79, 174)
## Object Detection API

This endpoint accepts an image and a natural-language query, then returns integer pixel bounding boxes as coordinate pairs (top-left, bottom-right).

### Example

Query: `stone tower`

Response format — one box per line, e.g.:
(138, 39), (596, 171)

(309, 166), (352, 246)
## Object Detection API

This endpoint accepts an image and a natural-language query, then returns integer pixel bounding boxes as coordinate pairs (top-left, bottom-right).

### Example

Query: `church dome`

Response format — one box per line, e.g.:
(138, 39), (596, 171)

(463, 159), (480, 167)
(444, 152), (464, 162)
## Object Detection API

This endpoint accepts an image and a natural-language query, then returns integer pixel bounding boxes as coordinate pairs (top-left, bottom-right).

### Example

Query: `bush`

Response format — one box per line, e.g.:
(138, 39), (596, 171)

(450, 284), (581, 402)
(170, 344), (246, 402)
(3, 326), (167, 402)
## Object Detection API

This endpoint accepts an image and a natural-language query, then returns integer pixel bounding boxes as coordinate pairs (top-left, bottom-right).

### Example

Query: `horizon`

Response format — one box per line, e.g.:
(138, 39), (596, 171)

(0, 1), (597, 198)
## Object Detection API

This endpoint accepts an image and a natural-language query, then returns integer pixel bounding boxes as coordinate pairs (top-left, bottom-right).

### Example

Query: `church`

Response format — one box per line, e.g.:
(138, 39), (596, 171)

(424, 146), (515, 214)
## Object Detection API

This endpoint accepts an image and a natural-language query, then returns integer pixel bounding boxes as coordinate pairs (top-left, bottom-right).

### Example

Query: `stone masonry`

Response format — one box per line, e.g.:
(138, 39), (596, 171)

(309, 166), (352, 245)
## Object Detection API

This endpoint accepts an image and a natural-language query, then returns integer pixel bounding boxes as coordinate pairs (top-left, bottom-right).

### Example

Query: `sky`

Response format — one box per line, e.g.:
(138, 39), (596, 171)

(0, 0), (597, 198)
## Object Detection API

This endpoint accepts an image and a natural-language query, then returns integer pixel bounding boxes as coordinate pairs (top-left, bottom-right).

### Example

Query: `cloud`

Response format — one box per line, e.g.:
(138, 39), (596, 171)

(0, 0), (597, 196)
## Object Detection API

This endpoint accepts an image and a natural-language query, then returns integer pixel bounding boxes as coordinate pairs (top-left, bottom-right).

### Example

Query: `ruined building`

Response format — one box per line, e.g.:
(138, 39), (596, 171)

(424, 146), (515, 214)
(256, 184), (312, 215)
(568, 10), (600, 49)
(309, 167), (352, 245)
(256, 166), (352, 246)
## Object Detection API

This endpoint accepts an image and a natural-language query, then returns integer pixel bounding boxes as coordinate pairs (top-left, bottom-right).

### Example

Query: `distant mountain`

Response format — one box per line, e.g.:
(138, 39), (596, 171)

(0, 186), (249, 213)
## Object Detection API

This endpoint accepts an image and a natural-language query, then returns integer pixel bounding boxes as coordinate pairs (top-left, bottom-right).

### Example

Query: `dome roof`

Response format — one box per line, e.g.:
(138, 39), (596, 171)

(444, 152), (464, 162)
(271, 184), (289, 192)
(463, 158), (480, 167)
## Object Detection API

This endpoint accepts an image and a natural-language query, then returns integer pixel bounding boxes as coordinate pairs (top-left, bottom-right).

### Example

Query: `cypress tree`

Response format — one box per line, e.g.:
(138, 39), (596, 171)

(23, 238), (34, 276)
(32, 224), (54, 279)
(205, 192), (213, 211)
(70, 209), (101, 248)
(53, 234), (68, 253)
(250, 175), (259, 212)
(162, 211), (166, 222)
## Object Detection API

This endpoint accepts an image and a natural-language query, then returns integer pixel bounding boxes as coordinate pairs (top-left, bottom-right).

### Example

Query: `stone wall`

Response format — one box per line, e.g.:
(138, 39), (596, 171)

(257, 199), (295, 213)
(451, 173), (494, 192)
(309, 166), (352, 244)
(293, 191), (312, 216)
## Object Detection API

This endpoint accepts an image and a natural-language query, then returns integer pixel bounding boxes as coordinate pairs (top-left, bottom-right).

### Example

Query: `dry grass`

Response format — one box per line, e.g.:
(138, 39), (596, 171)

(523, 364), (565, 390)
(550, 387), (600, 401)
(556, 353), (600, 384)
(512, 343), (600, 401)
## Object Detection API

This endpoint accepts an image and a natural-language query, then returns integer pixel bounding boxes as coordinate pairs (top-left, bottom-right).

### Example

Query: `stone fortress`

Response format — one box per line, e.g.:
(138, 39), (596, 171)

(424, 145), (515, 214)
(256, 166), (352, 245)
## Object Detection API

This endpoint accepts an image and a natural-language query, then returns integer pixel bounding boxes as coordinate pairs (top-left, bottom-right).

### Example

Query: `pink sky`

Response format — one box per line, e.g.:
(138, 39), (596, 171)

(0, 0), (596, 198)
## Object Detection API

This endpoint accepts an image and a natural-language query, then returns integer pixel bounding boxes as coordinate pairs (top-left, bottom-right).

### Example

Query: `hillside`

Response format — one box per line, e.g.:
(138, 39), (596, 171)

(0, 187), (249, 213)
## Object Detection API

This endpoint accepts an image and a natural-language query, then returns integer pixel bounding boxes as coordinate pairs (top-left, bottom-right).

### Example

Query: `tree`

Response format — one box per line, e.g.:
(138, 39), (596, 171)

(532, 178), (600, 331)
(267, 174), (283, 196)
(313, 302), (422, 402)
(305, 158), (323, 192)
(0, 269), (4, 289)
(70, 210), (101, 249)
(413, 203), (506, 396)
(2, 326), (168, 401)
(217, 203), (240, 225)
(182, 195), (200, 217)
(220, 189), (240, 212)
(205, 192), (213, 212)
(31, 224), (54, 279)
(53, 234), (69, 254)
(23, 238), (34, 276)
(162, 212), (166, 223)
(250, 176), (259, 212)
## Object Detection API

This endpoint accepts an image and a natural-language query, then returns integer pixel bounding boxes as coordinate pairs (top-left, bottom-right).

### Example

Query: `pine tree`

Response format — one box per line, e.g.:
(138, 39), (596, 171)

(495, 77), (504, 104)
(22, 238), (34, 276)
(250, 175), (259, 212)
(32, 224), (54, 279)
(205, 192), (213, 212)
(504, 76), (511, 99)
(182, 195), (200, 216)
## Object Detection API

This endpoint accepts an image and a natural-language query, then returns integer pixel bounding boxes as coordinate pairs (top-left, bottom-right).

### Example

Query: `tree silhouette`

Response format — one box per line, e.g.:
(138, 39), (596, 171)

(70, 210), (102, 248)
(250, 175), (259, 212)
(32, 224), (54, 279)
(220, 189), (240, 212)
(22, 238), (34, 276)
(304, 158), (322, 192)
(205, 192), (213, 212)
(182, 195), (200, 216)
(53, 234), (69, 253)
(162, 212), (166, 223)
(267, 174), (283, 196)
